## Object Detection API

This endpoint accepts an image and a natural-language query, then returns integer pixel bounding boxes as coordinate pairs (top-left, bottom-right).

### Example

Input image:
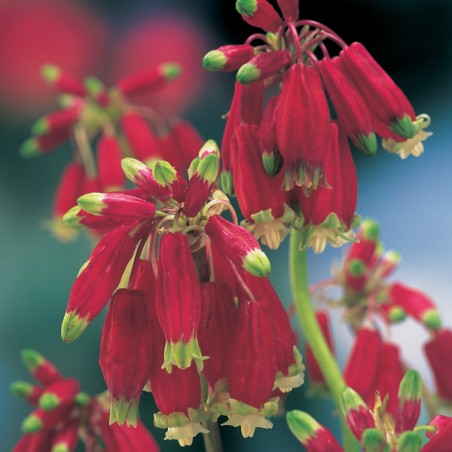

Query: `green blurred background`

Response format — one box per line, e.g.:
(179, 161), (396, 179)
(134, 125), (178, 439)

(1, 0), (451, 450)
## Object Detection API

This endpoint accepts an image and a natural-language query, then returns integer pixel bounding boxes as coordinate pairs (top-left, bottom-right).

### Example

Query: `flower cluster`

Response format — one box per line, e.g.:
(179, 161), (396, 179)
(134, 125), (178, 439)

(306, 218), (452, 421)
(11, 349), (158, 451)
(60, 139), (304, 445)
(288, 371), (452, 451)
(202, 0), (430, 252)
(20, 63), (204, 241)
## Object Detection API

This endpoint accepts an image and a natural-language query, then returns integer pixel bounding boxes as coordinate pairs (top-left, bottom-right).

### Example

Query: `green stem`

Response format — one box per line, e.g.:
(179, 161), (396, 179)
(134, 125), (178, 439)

(289, 230), (358, 451)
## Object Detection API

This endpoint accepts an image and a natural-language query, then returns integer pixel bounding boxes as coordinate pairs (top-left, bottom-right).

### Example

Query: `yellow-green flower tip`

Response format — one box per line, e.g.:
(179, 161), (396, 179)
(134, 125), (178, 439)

(31, 118), (50, 136)
(163, 338), (207, 373)
(396, 431), (422, 452)
(236, 63), (260, 84)
(286, 410), (319, 442)
(21, 348), (43, 372)
(160, 62), (181, 80)
(52, 444), (70, 452)
(61, 312), (90, 343)
(39, 393), (60, 411)
(398, 369), (422, 402)
(356, 132), (378, 156)
(75, 392), (90, 407)
(391, 114), (415, 139)
(41, 64), (61, 83)
(361, 428), (386, 452)
(243, 249), (271, 278)
(361, 218), (380, 241)
(219, 170), (234, 196)
(10, 381), (33, 399)
(422, 309), (442, 330)
(203, 50), (227, 72)
(342, 386), (368, 413)
(20, 138), (40, 158)
(236, 0), (257, 16)
(62, 206), (82, 228)
(152, 160), (178, 186)
(110, 397), (138, 427)
(21, 414), (43, 433)
(84, 76), (104, 96)
(77, 193), (106, 215)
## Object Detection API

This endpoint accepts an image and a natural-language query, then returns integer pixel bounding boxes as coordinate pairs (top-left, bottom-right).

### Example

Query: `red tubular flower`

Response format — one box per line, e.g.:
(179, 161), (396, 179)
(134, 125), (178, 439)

(203, 44), (256, 72)
(129, 259), (157, 319)
(12, 431), (55, 452)
(50, 419), (79, 451)
(259, 95), (282, 176)
(120, 111), (161, 162)
(61, 221), (147, 343)
(10, 382), (45, 405)
(99, 289), (154, 427)
(97, 135), (125, 192)
(32, 107), (80, 136)
(424, 328), (452, 402)
(198, 281), (238, 388)
(318, 56), (377, 156)
(276, 63), (331, 191)
(77, 191), (156, 221)
(276, 0), (299, 21)
(344, 326), (382, 401)
(224, 300), (278, 437)
(205, 214), (271, 277)
(183, 140), (220, 217)
(38, 378), (80, 413)
(367, 342), (405, 416)
(156, 232), (204, 372)
(296, 122), (357, 253)
(340, 42), (416, 140)
(286, 410), (344, 452)
(116, 62), (181, 98)
(235, 0), (284, 32)
(389, 282), (441, 330)
(20, 128), (71, 158)
(20, 349), (62, 386)
(341, 386), (375, 441)
(344, 218), (379, 267)
(236, 49), (291, 84)
(41, 64), (87, 96)
(305, 310), (335, 388)
(395, 370), (422, 434)
(241, 79), (264, 125)
(243, 274), (304, 394)
(231, 123), (288, 249)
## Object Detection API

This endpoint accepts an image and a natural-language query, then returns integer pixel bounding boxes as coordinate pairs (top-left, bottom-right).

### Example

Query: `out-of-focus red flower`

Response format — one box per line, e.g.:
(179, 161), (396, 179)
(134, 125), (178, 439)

(108, 13), (210, 117)
(0, 0), (109, 118)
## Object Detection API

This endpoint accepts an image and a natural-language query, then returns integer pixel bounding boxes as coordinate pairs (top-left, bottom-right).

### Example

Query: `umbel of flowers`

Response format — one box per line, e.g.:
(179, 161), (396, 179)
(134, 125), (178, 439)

(19, 63), (204, 241)
(11, 349), (159, 451)
(302, 218), (452, 432)
(202, 0), (431, 252)
(60, 139), (304, 445)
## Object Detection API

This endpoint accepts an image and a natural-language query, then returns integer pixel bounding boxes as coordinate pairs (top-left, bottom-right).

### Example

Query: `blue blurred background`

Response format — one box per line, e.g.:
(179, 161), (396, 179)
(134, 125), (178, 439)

(1, 0), (451, 450)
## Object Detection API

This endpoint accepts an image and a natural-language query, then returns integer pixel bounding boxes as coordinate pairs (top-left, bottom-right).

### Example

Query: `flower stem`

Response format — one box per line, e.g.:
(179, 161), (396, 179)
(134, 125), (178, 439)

(289, 229), (358, 451)
(202, 420), (223, 452)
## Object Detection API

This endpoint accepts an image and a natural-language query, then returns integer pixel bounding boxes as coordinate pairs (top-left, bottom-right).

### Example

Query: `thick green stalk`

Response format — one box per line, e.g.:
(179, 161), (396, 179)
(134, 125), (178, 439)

(289, 230), (358, 451)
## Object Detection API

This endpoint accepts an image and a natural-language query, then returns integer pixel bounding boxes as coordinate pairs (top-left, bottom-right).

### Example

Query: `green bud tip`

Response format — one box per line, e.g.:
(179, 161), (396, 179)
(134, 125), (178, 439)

(361, 428), (386, 450)
(243, 249), (271, 278)
(19, 138), (40, 158)
(385, 249), (401, 264)
(422, 309), (442, 330)
(195, 153), (219, 183)
(236, 63), (261, 84)
(198, 139), (220, 158)
(391, 115), (415, 140)
(399, 370), (422, 402)
(31, 118), (50, 136)
(84, 76), (104, 96)
(121, 157), (145, 181)
(62, 206), (82, 228)
(388, 306), (406, 323)
(21, 349), (44, 372)
(236, 0), (257, 17)
(39, 393), (60, 411)
(75, 392), (90, 407)
(286, 410), (319, 443)
(356, 133), (378, 157)
(61, 311), (90, 343)
(41, 64), (61, 83)
(342, 386), (368, 413)
(202, 50), (227, 72)
(160, 62), (181, 80)
(219, 170), (234, 196)
(262, 151), (283, 176)
(110, 397), (138, 428)
(361, 218), (379, 241)
(347, 258), (366, 277)
(52, 445), (71, 452)
(152, 160), (177, 186)
(21, 415), (43, 433)
(396, 431), (422, 452)
(10, 381), (33, 399)
(77, 193), (106, 215)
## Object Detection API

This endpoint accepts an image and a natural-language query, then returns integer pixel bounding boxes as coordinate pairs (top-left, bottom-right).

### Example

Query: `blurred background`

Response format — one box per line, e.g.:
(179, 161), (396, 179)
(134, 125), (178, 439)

(0, 0), (451, 450)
